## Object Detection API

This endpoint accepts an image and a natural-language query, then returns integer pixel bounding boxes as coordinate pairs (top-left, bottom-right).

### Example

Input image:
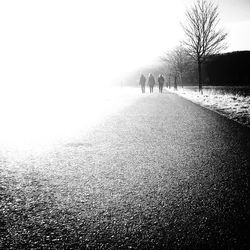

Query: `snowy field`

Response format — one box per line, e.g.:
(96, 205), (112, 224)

(168, 86), (250, 128)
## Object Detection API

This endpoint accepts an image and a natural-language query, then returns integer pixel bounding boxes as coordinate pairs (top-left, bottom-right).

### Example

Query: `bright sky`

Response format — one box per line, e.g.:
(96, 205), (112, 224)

(0, 0), (249, 89)
(0, 0), (249, 150)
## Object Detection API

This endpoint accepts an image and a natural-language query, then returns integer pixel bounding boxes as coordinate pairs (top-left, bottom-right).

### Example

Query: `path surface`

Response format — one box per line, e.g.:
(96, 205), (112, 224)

(1, 91), (250, 249)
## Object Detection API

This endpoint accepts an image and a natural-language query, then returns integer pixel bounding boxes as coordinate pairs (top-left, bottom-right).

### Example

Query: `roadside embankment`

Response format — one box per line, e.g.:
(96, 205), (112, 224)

(167, 87), (250, 127)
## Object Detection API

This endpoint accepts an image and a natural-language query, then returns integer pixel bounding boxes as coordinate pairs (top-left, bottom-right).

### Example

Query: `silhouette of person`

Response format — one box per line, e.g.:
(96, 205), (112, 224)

(158, 74), (165, 93)
(148, 73), (155, 93)
(139, 74), (146, 93)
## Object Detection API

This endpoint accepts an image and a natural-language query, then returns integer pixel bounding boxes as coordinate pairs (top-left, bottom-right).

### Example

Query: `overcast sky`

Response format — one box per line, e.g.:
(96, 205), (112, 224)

(0, 0), (250, 90)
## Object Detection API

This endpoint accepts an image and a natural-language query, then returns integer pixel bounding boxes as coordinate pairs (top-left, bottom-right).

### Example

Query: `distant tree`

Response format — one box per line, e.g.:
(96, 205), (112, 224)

(182, 0), (227, 92)
(161, 44), (189, 89)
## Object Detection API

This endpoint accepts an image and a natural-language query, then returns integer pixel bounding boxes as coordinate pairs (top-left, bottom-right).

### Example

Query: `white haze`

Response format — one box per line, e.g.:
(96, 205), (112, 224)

(0, 0), (249, 151)
(0, 0), (184, 150)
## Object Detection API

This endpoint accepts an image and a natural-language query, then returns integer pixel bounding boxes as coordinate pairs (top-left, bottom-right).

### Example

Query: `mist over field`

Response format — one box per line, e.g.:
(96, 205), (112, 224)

(0, 86), (140, 152)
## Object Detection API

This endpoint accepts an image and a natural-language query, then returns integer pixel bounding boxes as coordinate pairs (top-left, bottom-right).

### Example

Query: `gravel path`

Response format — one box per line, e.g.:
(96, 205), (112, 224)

(1, 91), (249, 249)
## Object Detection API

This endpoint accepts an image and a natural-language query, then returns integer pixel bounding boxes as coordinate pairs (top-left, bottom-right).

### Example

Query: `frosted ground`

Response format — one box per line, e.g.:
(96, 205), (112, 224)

(168, 87), (250, 128)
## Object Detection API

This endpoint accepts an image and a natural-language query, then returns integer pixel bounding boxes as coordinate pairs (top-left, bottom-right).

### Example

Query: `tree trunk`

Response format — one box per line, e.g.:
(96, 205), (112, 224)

(198, 59), (203, 93)
(180, 73), (183, 89)
(174, 75), (177, 90)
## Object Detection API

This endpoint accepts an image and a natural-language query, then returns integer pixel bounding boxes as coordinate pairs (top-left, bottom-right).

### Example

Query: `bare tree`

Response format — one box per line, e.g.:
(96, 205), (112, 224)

(160, 55), (171, 88)
(161, 44), (189, 89)
(171, 45), (189, 88)
(182, 0), (227, 92)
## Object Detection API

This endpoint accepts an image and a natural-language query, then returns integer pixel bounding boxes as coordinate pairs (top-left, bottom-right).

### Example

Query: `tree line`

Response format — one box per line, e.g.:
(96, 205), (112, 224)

(202, 51), (250, 85)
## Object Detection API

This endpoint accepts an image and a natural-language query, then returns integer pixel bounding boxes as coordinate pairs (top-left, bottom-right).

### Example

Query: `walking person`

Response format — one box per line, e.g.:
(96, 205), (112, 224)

(139, 73), (146, 93)
(148, 73), (155, 93)
(158, 74), (165, 93)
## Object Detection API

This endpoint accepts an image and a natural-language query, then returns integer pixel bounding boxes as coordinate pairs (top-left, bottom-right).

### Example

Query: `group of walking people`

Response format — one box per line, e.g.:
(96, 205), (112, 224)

(139, 73), (164, 94)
